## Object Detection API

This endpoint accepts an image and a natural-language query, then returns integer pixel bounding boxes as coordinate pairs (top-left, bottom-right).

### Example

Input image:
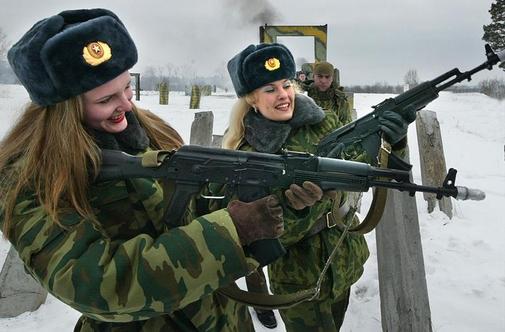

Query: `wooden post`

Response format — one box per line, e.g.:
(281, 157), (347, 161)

(190, 111), (213, 146)
(189, 85), (201, 109)
(416, 110), (453, 218)
(375, 146), (433, 332)
(159, 82), (169, 105)
(212, 134), (223, 147)
(0, 246), (47, 318)
(130, 73), (141, 101)
(333, 67), (340, 87)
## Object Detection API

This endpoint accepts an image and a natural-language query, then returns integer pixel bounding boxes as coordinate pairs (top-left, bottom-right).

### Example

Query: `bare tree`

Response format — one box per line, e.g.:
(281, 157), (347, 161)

(0, 27), (9, 59)
(479, 78), (505, 100)
(404, 69), (419, 88)
(165, 62), (180, 78)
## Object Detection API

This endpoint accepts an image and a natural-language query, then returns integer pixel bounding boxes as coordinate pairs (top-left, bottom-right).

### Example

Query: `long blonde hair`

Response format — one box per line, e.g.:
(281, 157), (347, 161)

(0, 97), (183, 238)
(222, 81), (300, 150)
(222, 94), (256, 150)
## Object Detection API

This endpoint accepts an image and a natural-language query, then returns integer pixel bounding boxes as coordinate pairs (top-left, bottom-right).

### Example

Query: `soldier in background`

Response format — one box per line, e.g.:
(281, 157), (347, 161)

(295, 70), (307, 83)
(303, 61), (352, 126)
(301, 62), (314, 81)
(293, 71), (308, 95)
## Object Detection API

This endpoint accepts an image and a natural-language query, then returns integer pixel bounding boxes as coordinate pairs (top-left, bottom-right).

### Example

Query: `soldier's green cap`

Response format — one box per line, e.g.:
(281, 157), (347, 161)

(313, 61), (334, 76)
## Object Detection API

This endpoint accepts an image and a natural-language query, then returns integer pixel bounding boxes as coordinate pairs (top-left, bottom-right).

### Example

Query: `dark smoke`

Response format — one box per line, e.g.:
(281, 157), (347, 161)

(224, 0), (281, 25)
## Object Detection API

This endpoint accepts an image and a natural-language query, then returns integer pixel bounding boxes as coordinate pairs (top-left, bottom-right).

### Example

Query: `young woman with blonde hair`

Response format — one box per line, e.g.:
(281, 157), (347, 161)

(0, 8), (284, 331)
(224, 43), (414, 331)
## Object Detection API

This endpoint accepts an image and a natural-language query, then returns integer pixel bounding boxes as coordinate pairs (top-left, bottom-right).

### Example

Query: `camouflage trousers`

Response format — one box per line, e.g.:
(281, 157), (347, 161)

(74, 293), (255, 332)
(279, 288), (350, 332)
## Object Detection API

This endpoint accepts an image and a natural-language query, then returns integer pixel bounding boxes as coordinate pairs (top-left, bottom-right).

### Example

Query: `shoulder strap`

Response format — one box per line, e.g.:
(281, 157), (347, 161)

(337, 141), (391, 234)
(218, 283), (316, 310)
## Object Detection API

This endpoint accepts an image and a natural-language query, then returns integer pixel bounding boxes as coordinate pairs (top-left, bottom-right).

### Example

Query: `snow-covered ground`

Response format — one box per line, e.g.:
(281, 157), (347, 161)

(0, 84), (503, 331)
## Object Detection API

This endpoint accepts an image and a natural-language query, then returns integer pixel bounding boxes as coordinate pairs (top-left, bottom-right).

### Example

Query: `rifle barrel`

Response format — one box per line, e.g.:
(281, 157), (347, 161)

(436, 45), (504, 92)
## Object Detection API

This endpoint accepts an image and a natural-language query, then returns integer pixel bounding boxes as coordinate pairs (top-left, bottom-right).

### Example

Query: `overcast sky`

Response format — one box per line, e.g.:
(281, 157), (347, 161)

(1, 0), (502, 85)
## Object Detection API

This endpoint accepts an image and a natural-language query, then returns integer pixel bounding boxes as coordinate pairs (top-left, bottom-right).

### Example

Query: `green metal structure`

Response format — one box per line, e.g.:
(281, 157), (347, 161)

(259, 24), (328, 62)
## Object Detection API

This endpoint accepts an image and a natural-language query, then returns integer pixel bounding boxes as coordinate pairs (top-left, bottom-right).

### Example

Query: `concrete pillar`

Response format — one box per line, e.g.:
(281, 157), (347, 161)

(159, 82), (169, 105)
(212, 134), (223, 147)
(190, 111), (213, 146)
(416, 110), (453, 218)
(0, 246), (48, 318)
(189, 85), (201, 109)
(375, 147), (433, 332)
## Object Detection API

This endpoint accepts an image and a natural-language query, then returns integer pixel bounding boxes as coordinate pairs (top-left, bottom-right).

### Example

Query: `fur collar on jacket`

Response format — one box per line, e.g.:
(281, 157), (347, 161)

(244, 94), (324, 153)
(89, 111), (150, 154)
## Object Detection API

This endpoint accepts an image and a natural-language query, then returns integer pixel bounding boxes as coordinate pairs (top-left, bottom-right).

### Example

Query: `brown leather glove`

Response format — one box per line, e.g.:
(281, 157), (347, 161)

(284, 181), (324, 210)
(227, 195), (284, 246)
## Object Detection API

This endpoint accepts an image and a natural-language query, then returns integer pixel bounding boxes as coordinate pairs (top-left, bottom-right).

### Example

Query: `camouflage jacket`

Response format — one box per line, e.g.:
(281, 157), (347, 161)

(1, 150), (257, 331)
(304, 82), (352, 125)
(237, 94), (370, 301)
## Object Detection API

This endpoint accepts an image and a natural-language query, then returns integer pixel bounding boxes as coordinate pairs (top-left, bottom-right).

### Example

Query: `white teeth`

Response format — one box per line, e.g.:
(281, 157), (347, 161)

(110, 112), (123, 120)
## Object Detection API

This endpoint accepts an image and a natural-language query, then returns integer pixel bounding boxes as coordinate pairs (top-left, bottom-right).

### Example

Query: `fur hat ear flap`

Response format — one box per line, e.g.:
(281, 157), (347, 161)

(227, 43), (296, 97)
(8, 8), (137, 106)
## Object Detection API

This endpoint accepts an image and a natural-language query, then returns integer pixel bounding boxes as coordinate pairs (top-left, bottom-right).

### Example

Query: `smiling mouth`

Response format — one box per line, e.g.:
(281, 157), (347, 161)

(275, 103), (290, 111)
(109, 112), (125, 123)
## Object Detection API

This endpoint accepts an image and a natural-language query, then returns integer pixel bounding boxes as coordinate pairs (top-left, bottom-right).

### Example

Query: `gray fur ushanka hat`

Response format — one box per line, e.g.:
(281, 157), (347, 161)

(8, 8), (137, 106)
(227, 43), (296, 97)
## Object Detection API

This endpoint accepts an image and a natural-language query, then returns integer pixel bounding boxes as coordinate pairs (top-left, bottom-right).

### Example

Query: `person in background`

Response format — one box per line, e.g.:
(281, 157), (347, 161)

(221, 43), (416, 331)
(0, 8), (285, 331)
(302, 61), (353, 127)
(301, 62), (314, 81)
(295, 70), (307, 83)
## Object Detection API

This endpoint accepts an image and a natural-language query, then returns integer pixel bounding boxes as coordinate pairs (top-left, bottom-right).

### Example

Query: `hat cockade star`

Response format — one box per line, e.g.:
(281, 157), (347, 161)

(83, 41), (112, 66)
(264, 57), (281, 71)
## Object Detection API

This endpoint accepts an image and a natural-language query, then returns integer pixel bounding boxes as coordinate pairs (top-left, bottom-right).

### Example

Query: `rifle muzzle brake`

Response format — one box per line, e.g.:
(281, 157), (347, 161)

(455, 186), (486, 201)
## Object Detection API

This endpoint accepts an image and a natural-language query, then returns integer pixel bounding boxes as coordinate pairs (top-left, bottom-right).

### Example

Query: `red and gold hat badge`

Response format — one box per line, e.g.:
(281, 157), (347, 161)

(83, 41), (112, 66)
(264, 57), (280, 71)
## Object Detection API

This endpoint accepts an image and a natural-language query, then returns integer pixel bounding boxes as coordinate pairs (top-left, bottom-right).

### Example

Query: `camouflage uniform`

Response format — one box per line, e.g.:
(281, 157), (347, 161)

(235, 94), (369, 331)
(0, 118), (257, 331)
(305, 82), (352, 125)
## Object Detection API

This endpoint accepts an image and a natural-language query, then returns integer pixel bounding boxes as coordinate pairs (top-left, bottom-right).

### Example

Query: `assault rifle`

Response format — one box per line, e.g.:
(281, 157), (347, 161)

(317, 44), (505, 162)
(97, 145), (484, 264)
